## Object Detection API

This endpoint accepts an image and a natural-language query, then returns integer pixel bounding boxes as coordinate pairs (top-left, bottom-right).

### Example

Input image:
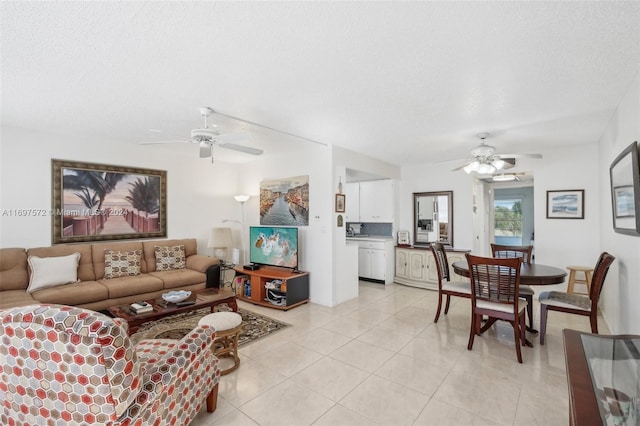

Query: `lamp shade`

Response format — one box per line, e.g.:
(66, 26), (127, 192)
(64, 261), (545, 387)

(208, 227), (233, 261)
(234, 194), (250, 203)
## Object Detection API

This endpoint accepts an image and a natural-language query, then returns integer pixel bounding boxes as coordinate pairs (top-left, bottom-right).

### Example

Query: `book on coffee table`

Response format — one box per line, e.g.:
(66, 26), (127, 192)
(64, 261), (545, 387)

(130, 302), (153, 314)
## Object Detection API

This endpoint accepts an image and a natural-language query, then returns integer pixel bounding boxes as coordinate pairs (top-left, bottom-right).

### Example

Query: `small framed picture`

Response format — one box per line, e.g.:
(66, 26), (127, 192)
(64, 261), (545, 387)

(546, 190), (584, 219)
(335, 194), (345, 213)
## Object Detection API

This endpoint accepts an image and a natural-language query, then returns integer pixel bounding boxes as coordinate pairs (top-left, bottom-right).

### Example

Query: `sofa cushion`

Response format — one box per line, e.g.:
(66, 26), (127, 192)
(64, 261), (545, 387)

(27, 252), (81, 293)
(104, 249), (142, 279)
(0, 289), (38, 308)
(149, 269), (206, 289)
(0, 248), (28, 291)
(99, 275), (164, 299)
(31, 281), (109, 305)
(154, 245), (186, 271)
(143, 239), (197, 272)
(27, 244), (95, 281)
(92, 242), (146, 280)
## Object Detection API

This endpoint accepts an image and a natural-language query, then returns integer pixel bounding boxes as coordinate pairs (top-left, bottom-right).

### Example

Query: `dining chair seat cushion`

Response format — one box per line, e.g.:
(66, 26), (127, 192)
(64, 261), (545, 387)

(538, 291), (590, 311)
(441, 281), (471, 294)
(476, 298), (527, 314)
(518, 285), (534, 295)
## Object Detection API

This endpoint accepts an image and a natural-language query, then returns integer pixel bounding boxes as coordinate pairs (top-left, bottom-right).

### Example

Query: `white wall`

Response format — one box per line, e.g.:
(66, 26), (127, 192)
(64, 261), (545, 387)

(332, 146), (400, 305)
(232, 143), (335, 306)
(598, 72), (640, 334)
(399, 162), (475, 250)
(0, 126), (242, 254)
(400, 144), (601, 269)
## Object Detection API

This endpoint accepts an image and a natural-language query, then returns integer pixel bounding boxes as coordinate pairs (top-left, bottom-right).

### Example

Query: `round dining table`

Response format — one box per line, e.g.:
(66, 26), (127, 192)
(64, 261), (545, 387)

(451, 260), (567, 343)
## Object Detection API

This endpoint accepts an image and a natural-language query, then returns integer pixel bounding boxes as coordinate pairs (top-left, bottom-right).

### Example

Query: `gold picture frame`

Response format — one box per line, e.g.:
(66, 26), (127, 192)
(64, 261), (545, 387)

(51, 159), (167, 244)
(335, 194), (345, 213)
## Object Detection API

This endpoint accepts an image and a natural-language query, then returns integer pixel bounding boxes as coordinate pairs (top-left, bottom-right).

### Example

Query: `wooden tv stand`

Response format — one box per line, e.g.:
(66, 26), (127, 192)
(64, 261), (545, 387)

(233, 266), (309, 311)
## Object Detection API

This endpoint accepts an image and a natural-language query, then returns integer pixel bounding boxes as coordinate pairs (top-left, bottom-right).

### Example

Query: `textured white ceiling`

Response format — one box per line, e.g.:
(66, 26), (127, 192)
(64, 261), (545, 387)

(2, 1), (639, 166)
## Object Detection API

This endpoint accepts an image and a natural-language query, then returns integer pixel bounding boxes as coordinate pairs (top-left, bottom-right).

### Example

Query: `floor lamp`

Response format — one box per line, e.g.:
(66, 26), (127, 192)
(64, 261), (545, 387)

(222, 195), (250, 265)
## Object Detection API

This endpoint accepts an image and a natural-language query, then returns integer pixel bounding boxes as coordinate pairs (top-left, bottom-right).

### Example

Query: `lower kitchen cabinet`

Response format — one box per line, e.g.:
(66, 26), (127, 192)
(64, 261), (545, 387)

(354, 239), (395, 284)
(394, 246), (469, 290)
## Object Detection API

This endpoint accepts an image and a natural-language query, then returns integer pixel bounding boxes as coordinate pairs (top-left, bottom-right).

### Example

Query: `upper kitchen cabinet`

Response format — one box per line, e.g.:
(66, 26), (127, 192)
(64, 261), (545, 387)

(358, 180), (395, 223)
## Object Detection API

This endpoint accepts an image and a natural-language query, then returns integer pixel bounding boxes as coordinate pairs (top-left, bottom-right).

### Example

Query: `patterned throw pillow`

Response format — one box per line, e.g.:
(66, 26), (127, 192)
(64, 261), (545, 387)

(154, 245), (186, 271)
(104, 249), (142, 279)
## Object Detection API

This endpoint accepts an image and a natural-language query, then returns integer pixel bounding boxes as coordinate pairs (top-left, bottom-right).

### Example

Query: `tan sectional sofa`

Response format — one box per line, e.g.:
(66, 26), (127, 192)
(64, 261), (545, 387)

(0, 238), (220, 311)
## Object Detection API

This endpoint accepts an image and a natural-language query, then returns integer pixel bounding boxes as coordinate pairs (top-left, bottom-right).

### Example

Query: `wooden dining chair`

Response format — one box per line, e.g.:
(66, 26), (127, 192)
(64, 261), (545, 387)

(490, 244), (535, 332)
(539, 252), (615, 345)
(466, 253), (527, 363)
(431, 242), (471, 323)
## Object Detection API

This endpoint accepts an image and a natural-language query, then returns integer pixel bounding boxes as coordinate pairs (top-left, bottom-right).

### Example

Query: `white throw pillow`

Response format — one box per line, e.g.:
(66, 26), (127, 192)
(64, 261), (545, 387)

(27, 252), (81, 293)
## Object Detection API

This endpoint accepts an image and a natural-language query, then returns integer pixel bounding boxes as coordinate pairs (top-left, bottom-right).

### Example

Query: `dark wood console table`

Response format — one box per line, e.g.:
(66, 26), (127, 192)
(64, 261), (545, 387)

(563, 329), (639, 426)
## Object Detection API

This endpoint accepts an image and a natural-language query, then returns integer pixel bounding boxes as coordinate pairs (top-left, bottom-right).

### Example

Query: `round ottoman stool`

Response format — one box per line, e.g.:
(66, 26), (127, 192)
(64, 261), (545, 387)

(198, 312), (242, 375)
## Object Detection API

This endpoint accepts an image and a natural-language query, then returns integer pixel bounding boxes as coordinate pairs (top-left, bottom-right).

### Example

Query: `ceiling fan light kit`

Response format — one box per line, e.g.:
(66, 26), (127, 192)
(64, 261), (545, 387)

(456, 132), (542, 175)
(492, 173), (517, 182)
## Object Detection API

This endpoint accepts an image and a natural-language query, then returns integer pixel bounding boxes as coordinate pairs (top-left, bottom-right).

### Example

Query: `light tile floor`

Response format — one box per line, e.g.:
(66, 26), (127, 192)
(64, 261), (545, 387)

(192, 281), (607, 426)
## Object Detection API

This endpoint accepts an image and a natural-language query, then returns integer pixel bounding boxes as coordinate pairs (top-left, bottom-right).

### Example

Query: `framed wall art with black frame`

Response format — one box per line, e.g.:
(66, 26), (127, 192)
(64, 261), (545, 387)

(546, 189), (584, 219)
(51, 159), (167, 244)
(609, 141), (640, 236)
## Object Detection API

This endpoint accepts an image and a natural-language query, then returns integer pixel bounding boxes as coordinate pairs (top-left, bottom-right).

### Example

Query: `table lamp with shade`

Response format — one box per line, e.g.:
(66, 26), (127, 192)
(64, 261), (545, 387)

(208, 227), (233, 262)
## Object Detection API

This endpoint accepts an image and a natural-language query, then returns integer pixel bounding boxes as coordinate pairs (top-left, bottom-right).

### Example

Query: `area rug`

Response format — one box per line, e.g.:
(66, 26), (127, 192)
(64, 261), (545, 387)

(129, 307), (290, 346)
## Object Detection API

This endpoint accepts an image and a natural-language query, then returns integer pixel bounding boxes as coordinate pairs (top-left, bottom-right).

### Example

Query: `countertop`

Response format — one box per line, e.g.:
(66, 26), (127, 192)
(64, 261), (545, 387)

(346, 236), (394, 242)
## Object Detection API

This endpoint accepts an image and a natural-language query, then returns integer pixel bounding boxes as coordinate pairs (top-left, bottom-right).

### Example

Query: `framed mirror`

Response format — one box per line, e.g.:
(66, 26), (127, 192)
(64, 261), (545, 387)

(609, 141), (640, 236)
(414, 191), (453, 247)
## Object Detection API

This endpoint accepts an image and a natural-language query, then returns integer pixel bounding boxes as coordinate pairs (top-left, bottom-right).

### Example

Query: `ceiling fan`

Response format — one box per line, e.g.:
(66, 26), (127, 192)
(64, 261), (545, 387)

(453, 133), (542, 174)
(140, 107), (263, 161)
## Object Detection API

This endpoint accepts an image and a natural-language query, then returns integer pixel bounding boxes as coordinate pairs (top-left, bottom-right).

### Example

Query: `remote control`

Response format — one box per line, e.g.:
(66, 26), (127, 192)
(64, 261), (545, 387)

(176, 300), (195, 307)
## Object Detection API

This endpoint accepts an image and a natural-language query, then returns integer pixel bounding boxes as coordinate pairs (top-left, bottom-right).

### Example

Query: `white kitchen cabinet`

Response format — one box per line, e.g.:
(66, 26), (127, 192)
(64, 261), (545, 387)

(344, 183), (360, 222)
(359, 180), (394, 222)
(354, 238), (395, 284)
(394, 246), (470, 290)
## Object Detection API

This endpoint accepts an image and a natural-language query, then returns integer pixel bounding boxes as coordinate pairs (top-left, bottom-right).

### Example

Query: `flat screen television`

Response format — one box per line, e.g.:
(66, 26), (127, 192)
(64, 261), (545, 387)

(249, 226), (299, 269)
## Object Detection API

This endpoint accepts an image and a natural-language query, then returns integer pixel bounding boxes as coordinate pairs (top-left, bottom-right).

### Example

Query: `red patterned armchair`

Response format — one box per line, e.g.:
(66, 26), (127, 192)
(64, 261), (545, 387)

(0, 304), (220, 425)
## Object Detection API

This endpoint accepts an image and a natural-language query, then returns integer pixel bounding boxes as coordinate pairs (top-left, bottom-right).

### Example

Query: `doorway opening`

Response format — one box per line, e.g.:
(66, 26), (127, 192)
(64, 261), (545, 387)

(473, 173), (535, 257)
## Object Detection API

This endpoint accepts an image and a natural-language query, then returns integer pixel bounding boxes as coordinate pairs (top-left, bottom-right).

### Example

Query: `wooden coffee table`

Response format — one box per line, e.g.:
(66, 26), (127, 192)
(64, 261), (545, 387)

(108, 288), (237, 334)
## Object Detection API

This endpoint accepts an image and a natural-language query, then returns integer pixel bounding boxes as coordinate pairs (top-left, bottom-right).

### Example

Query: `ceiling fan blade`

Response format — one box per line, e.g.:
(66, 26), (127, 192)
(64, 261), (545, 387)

(451, 162), (471, 171)
(218, 143), (263, 155)
(139, 140), (192, 145)
(494, 153), (543, 159)
(199, 142), (212, 158)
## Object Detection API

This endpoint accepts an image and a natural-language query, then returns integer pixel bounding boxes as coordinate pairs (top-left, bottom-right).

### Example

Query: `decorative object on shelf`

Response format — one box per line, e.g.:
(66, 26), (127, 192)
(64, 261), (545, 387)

(610, 141), (640, 236)
(546, 189), (585, 219)
(208, 227), (232, 261)
(51, 159), (167, 244)
(397, 230), (410, 246)
(335, 193), (345, 213)
(259, 175), (309, 226)
(162, 290), (192, 303)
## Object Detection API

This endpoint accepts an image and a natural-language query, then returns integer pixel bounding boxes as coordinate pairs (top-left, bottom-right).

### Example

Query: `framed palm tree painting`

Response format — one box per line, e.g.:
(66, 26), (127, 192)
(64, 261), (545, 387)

(52, 159), (167, 244)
